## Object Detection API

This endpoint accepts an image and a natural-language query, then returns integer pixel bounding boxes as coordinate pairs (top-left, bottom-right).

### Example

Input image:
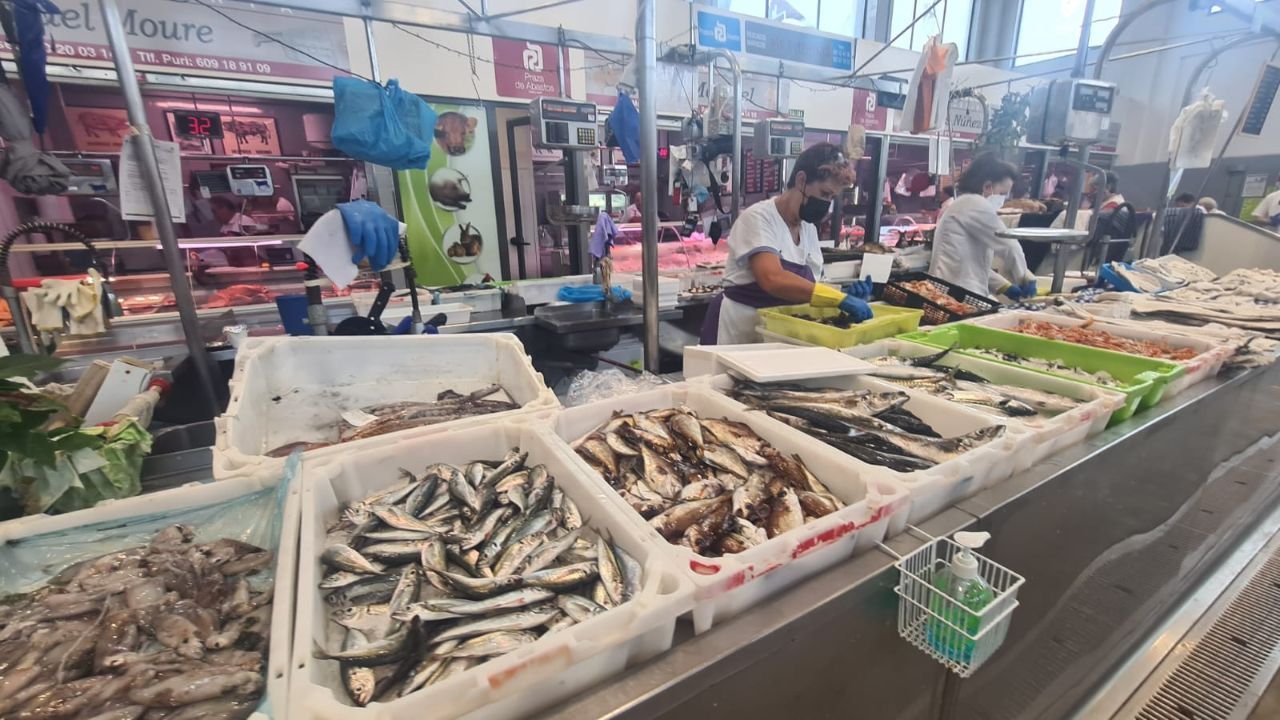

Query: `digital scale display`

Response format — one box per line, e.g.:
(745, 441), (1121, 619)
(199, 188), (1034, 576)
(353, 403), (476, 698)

(172, 110), (224, 139)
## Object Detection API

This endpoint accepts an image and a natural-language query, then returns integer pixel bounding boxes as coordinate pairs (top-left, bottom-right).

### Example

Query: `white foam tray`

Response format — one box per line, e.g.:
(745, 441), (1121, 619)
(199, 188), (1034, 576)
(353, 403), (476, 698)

(292, 423), (692, 720)
(550, 383), (910, 634)
(213, 334), (558, 479)
(0, 466), (300, 720)
(717, 346), (873, 382)
(845, 339), (1128, 473)
(682, 343), (809, 379)
(696, 373), (1026, 528)
(962, 310), (1233, 397)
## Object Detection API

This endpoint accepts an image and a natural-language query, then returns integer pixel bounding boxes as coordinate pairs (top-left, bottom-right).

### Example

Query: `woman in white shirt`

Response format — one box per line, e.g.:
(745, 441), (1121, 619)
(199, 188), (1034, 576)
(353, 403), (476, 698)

(929, 154), (1036, 300)
(701, 143), (872, 345)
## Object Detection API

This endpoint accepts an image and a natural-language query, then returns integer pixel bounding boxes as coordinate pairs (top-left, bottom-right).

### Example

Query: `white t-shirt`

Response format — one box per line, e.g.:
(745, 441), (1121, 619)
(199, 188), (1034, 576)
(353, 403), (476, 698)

(928, 193), (1030, 297)
(717, 199), (823, 344)
(220, 212), (261, 235)
(1252, 190), (1280, 227)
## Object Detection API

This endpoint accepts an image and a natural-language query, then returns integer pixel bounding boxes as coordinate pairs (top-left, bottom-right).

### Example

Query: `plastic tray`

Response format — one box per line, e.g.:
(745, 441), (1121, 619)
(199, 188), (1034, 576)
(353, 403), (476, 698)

(551, 384), (910, 634)
(845, 339), (1128, 472)
(292, 423), (691, 720)
(0, 464), (300, 720)
(682, 342), (809, 378)
(213, 334), (559, 478)
(698, 374), (1023, 527)
(962, 311), (1232, 397)
(899, 324), (1184, 423)
(758, 303), (923, 349)
(881, 272), (1000, 325)
(507, 275), (591, 307)
(432, 287), (502, 314)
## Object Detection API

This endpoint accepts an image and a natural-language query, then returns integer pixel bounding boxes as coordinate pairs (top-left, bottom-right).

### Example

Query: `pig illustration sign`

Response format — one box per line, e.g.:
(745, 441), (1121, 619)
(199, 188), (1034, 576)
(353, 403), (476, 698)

(0, 0), (349, 83)
(398, 103), (501, 285)
(67, 107), (131, 153)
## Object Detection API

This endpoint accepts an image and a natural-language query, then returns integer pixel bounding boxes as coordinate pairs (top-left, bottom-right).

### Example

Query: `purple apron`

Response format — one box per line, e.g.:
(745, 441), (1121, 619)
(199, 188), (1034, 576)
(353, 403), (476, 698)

(700, 257), (815, 344)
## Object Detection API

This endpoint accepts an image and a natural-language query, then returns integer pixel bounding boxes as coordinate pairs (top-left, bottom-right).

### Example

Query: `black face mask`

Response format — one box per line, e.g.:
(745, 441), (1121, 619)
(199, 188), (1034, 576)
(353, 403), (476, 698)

(799, 193), (831, 224)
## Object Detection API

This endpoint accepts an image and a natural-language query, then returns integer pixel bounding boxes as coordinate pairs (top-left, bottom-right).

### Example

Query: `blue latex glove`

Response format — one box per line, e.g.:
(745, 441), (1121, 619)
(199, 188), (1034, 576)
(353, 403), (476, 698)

(846, 275), (874, 301)
(1019, 279), (1038, 298)
(338, 200), (399, 272)
(838, 295), (873, 323)
(1002, 284), (1028, 301)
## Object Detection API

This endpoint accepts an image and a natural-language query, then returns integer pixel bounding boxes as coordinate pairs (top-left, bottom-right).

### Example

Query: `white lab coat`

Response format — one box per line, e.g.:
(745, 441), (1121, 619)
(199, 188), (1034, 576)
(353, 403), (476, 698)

(928, 194), (1030, 297)
(718, 200), (824, 345)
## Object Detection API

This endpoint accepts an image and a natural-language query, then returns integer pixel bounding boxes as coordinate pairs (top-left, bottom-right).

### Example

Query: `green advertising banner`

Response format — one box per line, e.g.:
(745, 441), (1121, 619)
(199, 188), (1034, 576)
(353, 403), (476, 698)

(397, 103), (500, 286)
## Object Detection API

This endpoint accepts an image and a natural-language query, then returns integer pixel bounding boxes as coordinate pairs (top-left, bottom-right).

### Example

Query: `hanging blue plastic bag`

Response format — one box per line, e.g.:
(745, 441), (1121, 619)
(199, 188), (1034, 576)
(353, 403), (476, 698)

(331, 77), (437, 170)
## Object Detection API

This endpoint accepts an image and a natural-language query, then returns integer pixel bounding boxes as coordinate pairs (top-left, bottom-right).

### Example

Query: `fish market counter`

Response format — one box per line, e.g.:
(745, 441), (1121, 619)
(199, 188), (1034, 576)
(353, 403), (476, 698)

(542, 361), (1280, 719)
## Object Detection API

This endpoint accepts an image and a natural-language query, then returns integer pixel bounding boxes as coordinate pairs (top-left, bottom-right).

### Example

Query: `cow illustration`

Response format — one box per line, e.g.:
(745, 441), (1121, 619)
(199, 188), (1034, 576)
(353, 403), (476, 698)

(77, 111), (130, 139)
(434, 111), (477, 156)
(227, 119), (272, 147)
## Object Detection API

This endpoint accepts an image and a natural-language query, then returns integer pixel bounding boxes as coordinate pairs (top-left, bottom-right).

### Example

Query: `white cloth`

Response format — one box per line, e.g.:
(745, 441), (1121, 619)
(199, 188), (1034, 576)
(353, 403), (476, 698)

(1252, 190), (1280, 226)
(928, 193), (1030, 297)
(718, 199), (823, 345)
(220, 212), (261, 235)
(1051, 208), (1093, 231)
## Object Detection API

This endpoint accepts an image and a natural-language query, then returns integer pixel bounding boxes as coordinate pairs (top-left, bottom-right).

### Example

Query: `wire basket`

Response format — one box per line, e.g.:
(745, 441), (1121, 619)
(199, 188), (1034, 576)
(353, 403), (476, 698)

(894, 536), (1025, 677)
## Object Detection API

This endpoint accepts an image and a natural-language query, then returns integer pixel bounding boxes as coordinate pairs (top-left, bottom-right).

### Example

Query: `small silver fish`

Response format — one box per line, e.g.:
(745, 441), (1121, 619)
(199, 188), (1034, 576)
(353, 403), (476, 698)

(439, 630), (539, 658)
(321, 544), (383, 575)
(430, 604), (560, 643)
(555, 594), (605, 622)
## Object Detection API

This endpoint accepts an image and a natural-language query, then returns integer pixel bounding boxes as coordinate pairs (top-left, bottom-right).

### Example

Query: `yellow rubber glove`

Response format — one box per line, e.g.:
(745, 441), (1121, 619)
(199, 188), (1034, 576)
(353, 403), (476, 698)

(810, 283), (846, 308)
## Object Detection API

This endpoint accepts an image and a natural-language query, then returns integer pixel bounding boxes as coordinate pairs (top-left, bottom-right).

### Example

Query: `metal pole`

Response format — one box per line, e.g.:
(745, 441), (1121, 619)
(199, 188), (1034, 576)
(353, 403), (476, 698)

(1073, 0), (1099, 78)
(707, 49), (742, 222)
(99, 0), (220, 412)
(637, 0), (660, 371)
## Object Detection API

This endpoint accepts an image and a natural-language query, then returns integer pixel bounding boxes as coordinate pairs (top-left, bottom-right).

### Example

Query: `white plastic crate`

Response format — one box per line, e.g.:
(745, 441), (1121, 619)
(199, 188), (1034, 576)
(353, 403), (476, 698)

(845, 339), (1127, 473)
(700, 373), (1024, 527)
(507, 275), (591, 307)
(963, 310), (1233, 397)
(550, 383), (909, 634)
(291, 422), (692, 720)
(214, 334), (558, 478)
(894, 536), (1025, 677)
(0, 464), (300, 720)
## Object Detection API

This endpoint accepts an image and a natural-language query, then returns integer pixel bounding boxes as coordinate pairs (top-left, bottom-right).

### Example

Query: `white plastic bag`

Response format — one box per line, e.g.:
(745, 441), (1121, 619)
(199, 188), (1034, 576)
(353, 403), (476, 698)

(1168, 89), (1227, 170)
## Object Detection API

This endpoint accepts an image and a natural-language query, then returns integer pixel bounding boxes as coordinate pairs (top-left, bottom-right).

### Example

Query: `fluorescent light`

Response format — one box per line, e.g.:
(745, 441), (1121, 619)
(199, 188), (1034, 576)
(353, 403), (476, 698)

(1208, 3), (1223, 11)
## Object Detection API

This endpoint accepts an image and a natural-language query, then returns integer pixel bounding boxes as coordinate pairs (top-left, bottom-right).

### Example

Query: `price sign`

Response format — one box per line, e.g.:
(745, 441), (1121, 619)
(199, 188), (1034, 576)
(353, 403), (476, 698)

(172, 110), (224, 139)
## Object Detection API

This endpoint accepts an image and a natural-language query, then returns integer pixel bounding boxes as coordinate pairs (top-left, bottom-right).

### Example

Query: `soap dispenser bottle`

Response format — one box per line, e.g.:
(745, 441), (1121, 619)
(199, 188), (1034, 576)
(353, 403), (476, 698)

(927, 531), (996, 664)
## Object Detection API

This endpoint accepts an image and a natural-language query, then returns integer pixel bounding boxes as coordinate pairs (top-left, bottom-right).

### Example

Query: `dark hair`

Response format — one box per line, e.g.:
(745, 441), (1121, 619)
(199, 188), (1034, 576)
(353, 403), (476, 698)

(787, 142), (854, 189)
(942, 186), (956, 198)
(955, 153), (1019, 195)
(210, 196), (235, 211)
(1174, 193), (1197, 205)
(1093, 171), (1119, 193)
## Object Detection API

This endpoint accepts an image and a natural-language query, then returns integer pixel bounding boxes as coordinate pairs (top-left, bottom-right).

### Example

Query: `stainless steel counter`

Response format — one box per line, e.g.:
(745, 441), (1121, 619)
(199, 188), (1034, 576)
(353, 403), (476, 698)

(541, 362), (1280, 720)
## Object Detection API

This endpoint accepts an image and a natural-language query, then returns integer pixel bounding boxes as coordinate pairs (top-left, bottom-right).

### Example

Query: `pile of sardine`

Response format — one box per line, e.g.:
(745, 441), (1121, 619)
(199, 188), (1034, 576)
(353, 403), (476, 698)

(266, 385), (520, 457)
(316, 449), (641, 707)
(0, 525), (274, 720)
(572, 408), (845, 556)
(730, 380), (1005, 474)
(865, 354), (1081, 419)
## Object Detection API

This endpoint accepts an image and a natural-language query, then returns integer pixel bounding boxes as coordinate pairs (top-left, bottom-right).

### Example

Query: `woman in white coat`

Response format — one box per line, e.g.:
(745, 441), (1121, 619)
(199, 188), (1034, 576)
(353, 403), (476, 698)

(928, 154), (1037, 300)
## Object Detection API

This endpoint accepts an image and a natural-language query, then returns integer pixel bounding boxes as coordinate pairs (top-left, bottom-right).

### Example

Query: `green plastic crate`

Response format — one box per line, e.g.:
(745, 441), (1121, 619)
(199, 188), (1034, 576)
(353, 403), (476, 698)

(759, 303), (923, 349)
(899, 323), (1185, 424)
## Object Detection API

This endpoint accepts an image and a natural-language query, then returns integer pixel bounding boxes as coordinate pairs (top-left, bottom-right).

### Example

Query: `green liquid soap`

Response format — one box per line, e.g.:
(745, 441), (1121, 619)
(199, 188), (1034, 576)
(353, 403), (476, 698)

(926, 532), (995, 664)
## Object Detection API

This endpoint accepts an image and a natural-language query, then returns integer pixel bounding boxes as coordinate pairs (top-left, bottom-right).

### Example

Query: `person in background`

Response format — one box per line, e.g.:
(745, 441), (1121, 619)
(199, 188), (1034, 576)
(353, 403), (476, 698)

(1094, 171), (1126, 212)
(701, 142), (872, 345)
(1251, 177), (1280, 229)
(1199, 197), (1224, 214)
(623, 192), (643, 223)
(211, 196), (263, 236)
(1172, 193), (1198, 209)
(928, 153), (1036, 301)
(938, 186), (956, 216)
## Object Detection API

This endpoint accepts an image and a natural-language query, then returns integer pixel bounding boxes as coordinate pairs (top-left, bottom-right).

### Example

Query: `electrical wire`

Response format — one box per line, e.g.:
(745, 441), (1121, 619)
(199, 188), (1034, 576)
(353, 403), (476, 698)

(390, 22), (622, 74)
(183, 0), (371, 82)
